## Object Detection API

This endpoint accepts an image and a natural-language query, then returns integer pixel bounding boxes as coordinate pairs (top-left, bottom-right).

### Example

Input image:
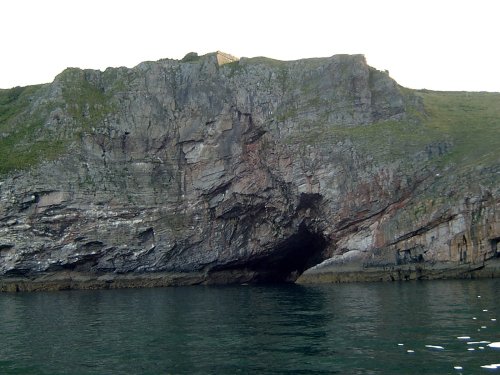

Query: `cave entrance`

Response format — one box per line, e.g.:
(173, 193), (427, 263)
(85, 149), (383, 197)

(492, 237), (500, 257)
(248, 222), (330, 283)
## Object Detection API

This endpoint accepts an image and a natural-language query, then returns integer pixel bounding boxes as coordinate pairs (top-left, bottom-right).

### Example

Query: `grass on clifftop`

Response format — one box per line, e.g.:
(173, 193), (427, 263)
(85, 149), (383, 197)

(285, 89), (500, 174)
(61, 69), (115, 131)
(0, 85), (41, 126)
(0, 85), (66, 175)
(1, 69), (499, 179)
(0, 70), (118, 176)
(418, 90), (500, 170)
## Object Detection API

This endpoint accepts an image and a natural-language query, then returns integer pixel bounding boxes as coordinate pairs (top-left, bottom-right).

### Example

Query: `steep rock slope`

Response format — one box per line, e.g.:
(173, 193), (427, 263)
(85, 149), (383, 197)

(0, 52), (499, 291)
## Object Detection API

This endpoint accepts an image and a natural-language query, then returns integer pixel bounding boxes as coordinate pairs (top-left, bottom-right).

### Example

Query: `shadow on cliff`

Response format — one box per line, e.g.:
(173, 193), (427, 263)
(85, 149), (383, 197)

(250, 222), (330, 283)
(208, 222), (330, 284)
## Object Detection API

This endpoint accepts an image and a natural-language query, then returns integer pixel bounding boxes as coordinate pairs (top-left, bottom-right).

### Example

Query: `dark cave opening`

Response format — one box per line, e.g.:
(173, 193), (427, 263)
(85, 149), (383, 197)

(492, 237), (500, 256)
(247, 222), (330, 283)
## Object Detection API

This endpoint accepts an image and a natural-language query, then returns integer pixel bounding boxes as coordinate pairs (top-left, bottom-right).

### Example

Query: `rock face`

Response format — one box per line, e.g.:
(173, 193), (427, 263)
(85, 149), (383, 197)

(0, 52), (499, 291)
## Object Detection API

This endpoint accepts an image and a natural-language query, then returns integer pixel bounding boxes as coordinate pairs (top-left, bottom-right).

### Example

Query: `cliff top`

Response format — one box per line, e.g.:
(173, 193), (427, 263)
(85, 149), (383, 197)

(0, 53), (499, 180)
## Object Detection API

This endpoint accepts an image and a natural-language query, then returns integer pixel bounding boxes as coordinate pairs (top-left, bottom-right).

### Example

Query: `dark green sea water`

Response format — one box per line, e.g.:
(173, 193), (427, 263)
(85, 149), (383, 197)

(1, 279), (500, 374)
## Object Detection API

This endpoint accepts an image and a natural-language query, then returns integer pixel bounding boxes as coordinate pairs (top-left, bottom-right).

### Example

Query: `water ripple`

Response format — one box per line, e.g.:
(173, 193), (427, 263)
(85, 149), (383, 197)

(0, 280), (499, 374)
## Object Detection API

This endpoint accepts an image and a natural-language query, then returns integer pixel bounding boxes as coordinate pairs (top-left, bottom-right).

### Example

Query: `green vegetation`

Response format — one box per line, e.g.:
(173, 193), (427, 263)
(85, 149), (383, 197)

(0, 114), (66, 175)
(60, 68), (116, 131)
(244, 56), (287, 68)
(1, 59), (498, 182)
(418, 90), (500, 169)
(0, 85), (42, 127)
(0, 69), (118, 175)
(0, 85), (66, 174)
(284, 89), (500, 173)
(181, 52), (201, 63)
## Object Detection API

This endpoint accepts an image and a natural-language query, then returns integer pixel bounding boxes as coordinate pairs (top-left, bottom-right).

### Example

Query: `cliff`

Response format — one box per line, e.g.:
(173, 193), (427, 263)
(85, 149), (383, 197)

(0, 52), (499, 291)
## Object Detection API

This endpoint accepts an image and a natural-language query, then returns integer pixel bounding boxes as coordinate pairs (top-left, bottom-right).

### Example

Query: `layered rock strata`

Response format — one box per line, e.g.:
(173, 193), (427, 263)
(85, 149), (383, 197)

(0, 52), (499, 291)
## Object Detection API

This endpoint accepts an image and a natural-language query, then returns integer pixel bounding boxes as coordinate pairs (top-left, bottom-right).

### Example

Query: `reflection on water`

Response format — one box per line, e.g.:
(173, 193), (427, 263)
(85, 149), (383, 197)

(1, 280), (500, 374)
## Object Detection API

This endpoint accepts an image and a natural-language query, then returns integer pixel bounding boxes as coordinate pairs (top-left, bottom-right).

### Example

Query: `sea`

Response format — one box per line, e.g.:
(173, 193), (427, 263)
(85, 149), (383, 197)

(1, 279), (500, 374)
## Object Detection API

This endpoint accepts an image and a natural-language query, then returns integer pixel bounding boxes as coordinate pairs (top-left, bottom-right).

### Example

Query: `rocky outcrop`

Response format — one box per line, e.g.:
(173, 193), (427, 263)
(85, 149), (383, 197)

(0, 52), (499, 291)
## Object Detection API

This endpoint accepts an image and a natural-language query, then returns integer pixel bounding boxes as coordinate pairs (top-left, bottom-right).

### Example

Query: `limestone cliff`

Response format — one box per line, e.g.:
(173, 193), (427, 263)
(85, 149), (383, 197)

(0, 52), (499, 291)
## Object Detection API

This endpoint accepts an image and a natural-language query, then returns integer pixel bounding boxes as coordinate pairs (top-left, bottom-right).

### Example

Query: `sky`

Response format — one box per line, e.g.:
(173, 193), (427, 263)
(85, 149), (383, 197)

(1, 0), (499, 92)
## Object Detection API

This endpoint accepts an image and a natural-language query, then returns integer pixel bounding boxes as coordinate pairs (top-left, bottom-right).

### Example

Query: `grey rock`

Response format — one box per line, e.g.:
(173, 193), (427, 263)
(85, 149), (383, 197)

(0, 51), (498, 290)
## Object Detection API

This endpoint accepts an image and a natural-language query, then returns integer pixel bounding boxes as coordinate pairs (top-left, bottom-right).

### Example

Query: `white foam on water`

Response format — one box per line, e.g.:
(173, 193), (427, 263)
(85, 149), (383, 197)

(481, 364), (500, 369)
(488, 342), (500, 348)
(467, 341), (491, 345)
(425, 345), (444, 350)
(457, 336), (471, 340)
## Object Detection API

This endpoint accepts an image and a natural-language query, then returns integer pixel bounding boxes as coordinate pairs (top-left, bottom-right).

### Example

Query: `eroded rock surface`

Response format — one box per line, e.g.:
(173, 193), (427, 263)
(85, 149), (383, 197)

(0, 52), (499, 290)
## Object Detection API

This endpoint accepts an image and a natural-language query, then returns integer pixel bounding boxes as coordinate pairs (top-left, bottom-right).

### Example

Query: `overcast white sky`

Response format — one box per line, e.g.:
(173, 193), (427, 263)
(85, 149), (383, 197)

(1, 0), (499, 91)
